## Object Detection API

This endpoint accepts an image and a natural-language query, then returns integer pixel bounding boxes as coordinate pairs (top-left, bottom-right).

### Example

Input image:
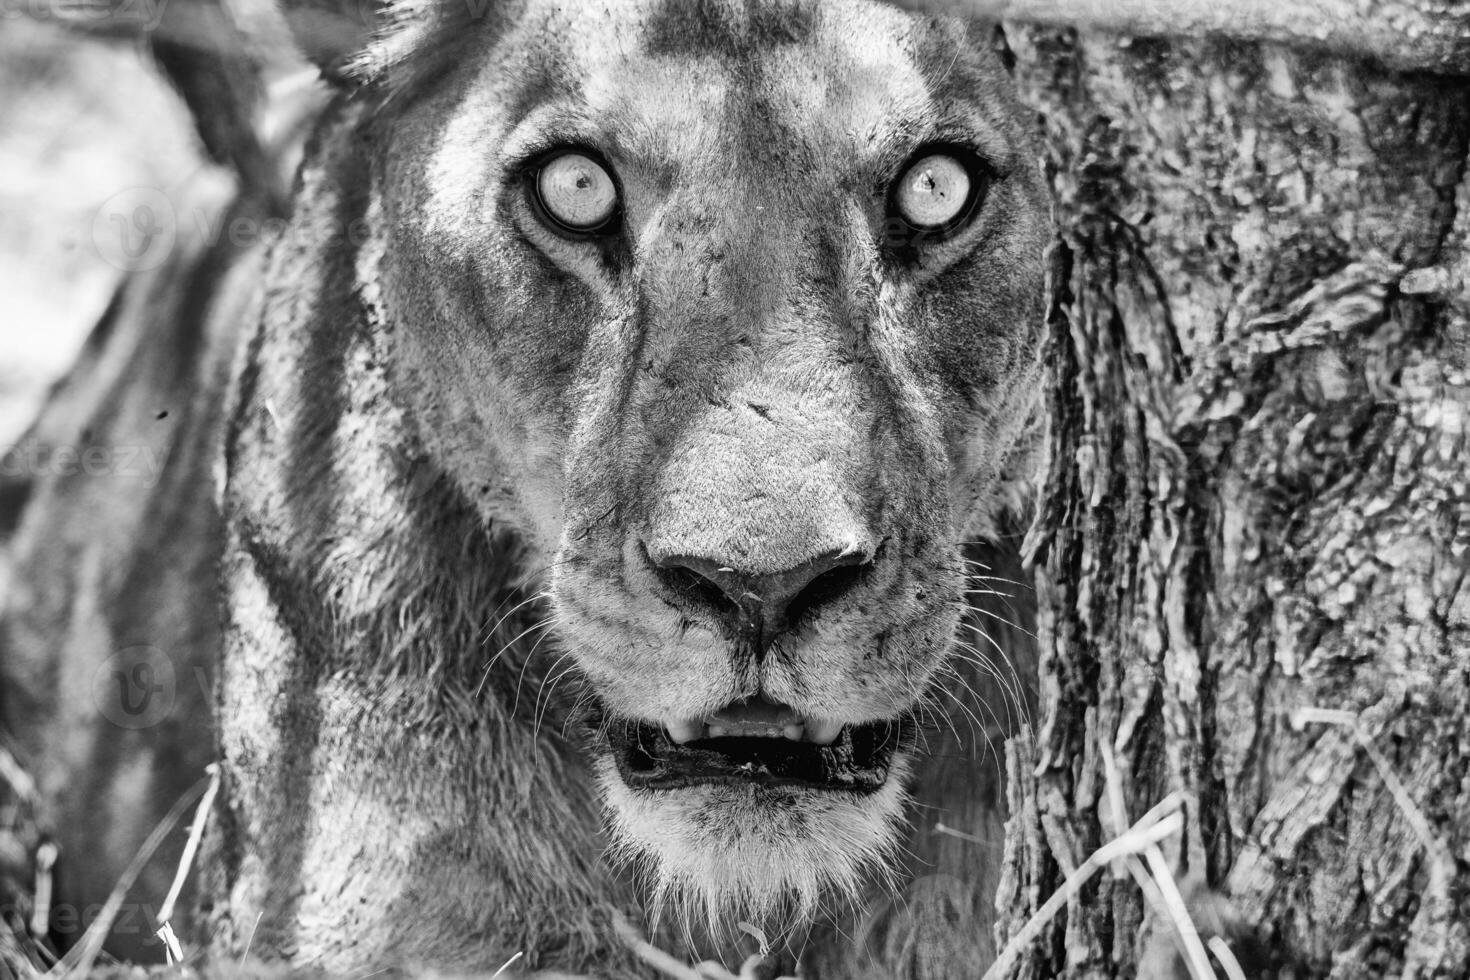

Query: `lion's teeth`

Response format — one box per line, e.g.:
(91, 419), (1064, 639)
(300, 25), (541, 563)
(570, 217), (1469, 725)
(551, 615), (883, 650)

(666, 719), (704, 744)
(708, 724), (728, 738)
(782, 723), (804, 741)
(806, 718), (843, 745)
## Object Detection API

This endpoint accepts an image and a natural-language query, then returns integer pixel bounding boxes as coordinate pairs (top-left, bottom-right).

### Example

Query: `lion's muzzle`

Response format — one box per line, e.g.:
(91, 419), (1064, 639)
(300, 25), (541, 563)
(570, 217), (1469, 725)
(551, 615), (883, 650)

(555, 352), (954, 775)
(648, 546), (873, 652)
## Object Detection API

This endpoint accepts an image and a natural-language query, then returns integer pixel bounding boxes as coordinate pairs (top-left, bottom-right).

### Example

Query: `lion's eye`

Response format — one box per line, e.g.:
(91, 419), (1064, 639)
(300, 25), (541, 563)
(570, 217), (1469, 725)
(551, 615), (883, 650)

(891, 151), (981, 233)
(534, 152), (619, 234)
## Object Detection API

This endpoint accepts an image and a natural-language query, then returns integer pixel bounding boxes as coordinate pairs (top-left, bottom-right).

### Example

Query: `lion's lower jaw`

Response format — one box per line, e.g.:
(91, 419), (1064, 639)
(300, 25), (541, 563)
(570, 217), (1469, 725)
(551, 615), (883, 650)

(597, 754), (912, 942)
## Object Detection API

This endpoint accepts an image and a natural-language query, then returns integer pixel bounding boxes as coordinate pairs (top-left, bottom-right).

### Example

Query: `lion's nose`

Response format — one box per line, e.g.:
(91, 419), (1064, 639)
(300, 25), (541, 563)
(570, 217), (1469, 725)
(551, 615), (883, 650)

(651, 547), (873, 644)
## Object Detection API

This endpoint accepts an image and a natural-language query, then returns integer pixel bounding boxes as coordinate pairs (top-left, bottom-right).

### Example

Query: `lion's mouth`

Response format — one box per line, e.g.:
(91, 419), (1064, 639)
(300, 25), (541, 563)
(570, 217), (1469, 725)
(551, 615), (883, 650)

(606, 696), (900, 793)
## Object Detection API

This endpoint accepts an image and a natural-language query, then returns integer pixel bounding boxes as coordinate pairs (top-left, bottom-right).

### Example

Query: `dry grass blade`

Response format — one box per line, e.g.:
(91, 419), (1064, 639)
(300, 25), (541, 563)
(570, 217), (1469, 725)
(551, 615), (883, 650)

(0, 747), (37, 806)
(933, 822), (987, 845)
(1098, 747), (1218, 980)
(1208, 937), (1248, 980)
(1290, 707), (1452, 862)
(611, 912), (705, 980)
(29, 844), (55, 941)
(983, 799), (1185, 980)
(611, 912), (797, 980)
(0, 741), (43, 979)
(154, 763), (221, 963)
(489, 950), (524, 977)
(47, 771), (213, 978)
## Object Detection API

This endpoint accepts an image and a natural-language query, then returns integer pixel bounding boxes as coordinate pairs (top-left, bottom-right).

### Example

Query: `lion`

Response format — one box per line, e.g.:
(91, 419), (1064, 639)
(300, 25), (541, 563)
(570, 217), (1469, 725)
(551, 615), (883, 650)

(0, 0), (1049, 975)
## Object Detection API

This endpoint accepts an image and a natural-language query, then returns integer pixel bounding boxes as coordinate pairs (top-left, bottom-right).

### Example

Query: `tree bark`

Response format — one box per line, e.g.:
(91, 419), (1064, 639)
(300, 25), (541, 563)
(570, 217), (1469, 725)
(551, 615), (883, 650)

(989, 19), (1470, 979)
(895, 0), (1470, 73)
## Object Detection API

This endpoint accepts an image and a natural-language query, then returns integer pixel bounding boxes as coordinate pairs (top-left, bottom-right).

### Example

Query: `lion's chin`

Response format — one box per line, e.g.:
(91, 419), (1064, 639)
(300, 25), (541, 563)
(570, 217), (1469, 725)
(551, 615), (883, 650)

(597, 753), (912, 942)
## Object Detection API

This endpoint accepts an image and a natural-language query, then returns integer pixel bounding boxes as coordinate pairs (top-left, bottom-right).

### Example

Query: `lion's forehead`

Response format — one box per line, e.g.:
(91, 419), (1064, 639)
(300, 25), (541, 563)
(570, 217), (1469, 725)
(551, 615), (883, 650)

(526, 0), (920, 75)
(494, 0), (983, 170)
(580, 2), (928, 142)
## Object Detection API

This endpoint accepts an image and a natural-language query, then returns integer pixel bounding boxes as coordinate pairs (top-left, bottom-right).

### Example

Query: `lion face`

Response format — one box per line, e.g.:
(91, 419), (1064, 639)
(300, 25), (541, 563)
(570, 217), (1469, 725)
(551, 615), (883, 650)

(366, 0), (1047, 933)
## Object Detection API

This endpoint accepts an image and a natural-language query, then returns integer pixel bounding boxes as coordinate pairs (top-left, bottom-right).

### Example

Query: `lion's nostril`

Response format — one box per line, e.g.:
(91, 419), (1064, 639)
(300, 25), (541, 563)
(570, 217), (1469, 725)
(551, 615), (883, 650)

(652, 558), (746, 626)
(650, 546), (872, 642)
(782, 561), (868, 627)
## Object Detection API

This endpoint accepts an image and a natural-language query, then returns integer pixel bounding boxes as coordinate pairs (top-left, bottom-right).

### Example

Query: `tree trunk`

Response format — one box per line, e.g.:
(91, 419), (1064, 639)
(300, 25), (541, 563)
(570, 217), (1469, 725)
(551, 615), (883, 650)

(899, 0), (1470, 73)
(989, 20), (1470, 979)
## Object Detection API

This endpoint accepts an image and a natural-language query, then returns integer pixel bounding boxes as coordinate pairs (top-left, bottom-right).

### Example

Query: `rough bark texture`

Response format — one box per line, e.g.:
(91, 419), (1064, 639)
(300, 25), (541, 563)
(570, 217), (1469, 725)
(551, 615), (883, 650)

(993, 23), (1470, 980)
(896, 0), (1470, 73)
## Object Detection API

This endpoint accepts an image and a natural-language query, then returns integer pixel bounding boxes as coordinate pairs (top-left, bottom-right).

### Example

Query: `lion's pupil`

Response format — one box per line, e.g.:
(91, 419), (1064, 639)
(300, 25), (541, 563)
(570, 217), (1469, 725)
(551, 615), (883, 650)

(536, 152), (618, 232)
(895, 152), (971, 229)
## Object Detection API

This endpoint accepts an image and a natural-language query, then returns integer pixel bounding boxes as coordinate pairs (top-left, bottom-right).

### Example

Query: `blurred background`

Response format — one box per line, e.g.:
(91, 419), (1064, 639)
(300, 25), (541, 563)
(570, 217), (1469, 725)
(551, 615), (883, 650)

(0, 1), (310, 445)
(0, 9), (318, 970)
(0, 17), (203, 444)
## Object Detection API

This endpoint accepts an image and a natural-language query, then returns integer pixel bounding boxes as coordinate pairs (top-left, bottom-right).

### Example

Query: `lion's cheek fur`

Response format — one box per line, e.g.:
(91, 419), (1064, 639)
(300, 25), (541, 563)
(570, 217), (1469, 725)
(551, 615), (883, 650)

(369, 82), (602, 554)
(596, 753), (913, 936)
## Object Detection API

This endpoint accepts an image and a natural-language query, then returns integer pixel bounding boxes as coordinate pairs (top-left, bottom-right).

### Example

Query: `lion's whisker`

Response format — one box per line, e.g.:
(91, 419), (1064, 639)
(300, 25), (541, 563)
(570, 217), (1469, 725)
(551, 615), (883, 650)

(532, 652), (582, 738)
(932, 665), (989, 758)
(954, 622), (1033, 725)
(960, 558), (1031, 591)
(908, 699), (943, 753)
(474, 617), (555, 698)
(959, 596), (1034, 637)
(961, 576), (1025, 607)
(947, 642), (1023, 735)
(948, 642), (1026, 734)
(510, 621), (560, 718)
(935, 667), (1008, 782)
(479, 588), (554, 644)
